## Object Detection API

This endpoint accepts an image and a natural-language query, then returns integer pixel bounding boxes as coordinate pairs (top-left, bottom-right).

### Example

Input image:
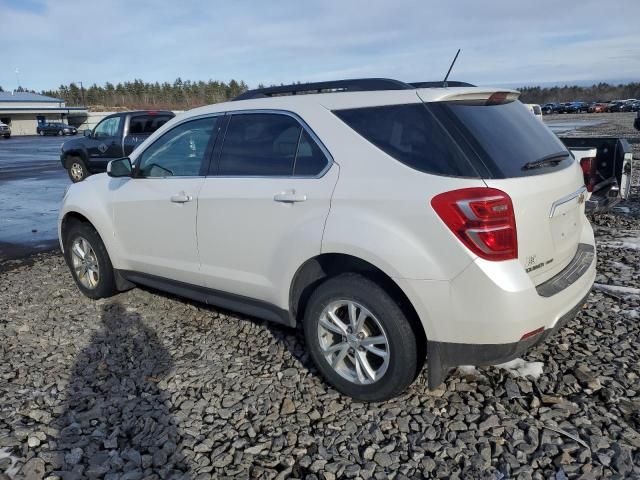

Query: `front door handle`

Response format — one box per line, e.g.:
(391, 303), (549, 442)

(274, 191), (307, 203)
(170, 192), (193, 203)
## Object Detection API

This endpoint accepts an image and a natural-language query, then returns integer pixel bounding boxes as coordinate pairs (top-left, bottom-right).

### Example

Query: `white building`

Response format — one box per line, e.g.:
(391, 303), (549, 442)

(0, 91), (88, 135)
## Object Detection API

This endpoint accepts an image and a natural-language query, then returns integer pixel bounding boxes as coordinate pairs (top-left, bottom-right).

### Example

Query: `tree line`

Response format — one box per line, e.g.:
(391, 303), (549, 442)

(1, 80), (639, 109)
(517, 82), (640, 104)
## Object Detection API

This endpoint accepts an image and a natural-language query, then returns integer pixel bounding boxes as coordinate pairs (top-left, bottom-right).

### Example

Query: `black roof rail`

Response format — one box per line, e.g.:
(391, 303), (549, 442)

(233, 78), (413, 101)
(410, 81), (475, 88)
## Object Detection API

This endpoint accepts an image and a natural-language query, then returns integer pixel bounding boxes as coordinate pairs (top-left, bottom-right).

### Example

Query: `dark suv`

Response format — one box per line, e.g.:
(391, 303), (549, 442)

(60, 110), (174, 182)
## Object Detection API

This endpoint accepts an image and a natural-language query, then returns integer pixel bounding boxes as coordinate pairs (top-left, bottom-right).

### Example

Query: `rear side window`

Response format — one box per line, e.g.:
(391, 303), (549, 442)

(333, 104), (478, 177)
(218, 113), (328, 176)
(129, 115), (173, 134)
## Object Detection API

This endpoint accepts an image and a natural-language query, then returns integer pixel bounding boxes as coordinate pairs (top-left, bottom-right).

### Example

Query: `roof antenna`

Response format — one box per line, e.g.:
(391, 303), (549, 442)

(442, 49), (461, 88)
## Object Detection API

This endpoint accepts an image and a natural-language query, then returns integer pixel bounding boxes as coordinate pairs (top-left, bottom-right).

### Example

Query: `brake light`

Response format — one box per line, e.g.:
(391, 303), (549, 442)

(486, 92), (509, 105)
(431, 188), (517, 261)
(580, 157), (596, 192)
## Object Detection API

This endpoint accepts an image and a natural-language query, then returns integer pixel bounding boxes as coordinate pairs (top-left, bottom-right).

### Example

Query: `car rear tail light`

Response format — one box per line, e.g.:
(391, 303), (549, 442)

(431, 188), (517, 261)
(580, 157), (597, 192)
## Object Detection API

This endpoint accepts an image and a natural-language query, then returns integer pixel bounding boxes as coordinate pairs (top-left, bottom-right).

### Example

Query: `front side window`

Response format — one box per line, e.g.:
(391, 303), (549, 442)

(137, 117), (217, 178)
(218, 113), (329, 176)
(94, 116), (121, 138)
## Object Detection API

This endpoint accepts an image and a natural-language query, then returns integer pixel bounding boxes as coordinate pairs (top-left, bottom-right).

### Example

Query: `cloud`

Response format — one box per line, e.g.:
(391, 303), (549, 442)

(0, 0), (638, 91)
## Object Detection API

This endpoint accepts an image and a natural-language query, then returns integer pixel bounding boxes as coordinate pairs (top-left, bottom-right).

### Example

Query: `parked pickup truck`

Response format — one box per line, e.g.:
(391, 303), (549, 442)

(561, 137), (634, 212)
(60, 110), (174, 182)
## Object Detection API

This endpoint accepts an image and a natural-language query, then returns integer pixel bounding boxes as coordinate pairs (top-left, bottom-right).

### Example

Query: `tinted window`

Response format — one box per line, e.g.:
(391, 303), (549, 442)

(129, 115), (173, 134)
(94, 116), (121, 138)
(438, 100), (571, 178)
(334, 104), (477, 176)
(137, 117), (217, 178)
(294, 130), (328, 176)
(219, 114), (301, 176)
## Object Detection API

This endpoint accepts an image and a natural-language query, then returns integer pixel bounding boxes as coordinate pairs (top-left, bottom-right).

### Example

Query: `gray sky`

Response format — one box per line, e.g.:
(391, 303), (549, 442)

(1, 0), (638, 92)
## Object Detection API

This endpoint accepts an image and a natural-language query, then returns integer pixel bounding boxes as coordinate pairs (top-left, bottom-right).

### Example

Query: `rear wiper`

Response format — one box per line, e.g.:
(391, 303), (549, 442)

(522, 152), (570, 170)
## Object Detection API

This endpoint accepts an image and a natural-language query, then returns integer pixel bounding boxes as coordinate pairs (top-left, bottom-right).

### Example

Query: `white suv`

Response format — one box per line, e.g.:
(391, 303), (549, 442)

(58, 79), (596, 401)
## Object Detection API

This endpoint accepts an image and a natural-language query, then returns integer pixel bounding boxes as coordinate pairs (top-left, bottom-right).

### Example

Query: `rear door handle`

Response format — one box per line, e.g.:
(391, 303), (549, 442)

(274, 191), (307, 203)
(170, 192), (193, 203)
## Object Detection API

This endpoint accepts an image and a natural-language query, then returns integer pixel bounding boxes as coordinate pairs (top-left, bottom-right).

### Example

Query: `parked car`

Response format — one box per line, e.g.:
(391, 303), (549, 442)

(60, 110), (175, 182)
(607, 101), (625, 112)
(0, 122), (10, 138)
(541, 103), (557, 115)
(526, 103), (543, 120)
(632, 101), (640, 113)
(620, 100), (637, 112)
(588, 102), (609, 113)
(37, 122), (78, 136)
(565, 101), (589, 113)
(59, 79), (598, 401)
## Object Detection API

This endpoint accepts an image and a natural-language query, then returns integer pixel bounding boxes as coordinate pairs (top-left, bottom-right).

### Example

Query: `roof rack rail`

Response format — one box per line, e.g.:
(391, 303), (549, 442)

(233, 78), (413, 101)
(409, 81), (475, 88)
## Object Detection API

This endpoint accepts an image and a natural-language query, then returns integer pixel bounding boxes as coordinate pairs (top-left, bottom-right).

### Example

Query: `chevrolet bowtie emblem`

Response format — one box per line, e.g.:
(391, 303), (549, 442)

(578, 192), (585, 204)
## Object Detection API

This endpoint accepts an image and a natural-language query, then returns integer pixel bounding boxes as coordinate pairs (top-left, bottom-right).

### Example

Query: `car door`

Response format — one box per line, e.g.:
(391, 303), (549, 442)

(109, 115), (221, 284)
(87, 115), (124, 169)
(197, 111), (338, 307)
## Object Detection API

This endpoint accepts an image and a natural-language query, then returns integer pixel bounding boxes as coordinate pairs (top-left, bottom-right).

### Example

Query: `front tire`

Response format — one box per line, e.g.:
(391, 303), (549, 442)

(67, 157), (89, 182)
(303, 273), (421, 401)
(64, 222), (117, 299)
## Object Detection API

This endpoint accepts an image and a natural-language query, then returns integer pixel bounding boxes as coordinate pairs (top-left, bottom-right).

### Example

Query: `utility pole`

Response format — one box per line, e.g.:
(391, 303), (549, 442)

(79, 81), (86, 105)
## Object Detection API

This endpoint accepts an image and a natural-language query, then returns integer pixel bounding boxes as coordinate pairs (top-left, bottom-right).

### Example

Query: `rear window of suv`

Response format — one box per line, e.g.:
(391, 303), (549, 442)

(334, 100), (572, 179)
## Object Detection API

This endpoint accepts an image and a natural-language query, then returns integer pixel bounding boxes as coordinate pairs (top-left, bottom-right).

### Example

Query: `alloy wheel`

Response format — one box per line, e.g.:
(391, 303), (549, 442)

(70, 236), (100, 289)
(70, 162), (84, 181)
(317, 300), (390, 385)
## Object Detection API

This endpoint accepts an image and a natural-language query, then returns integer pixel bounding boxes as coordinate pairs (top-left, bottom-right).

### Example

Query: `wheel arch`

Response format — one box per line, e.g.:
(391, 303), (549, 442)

(289, 253), (427, 354)
(63, 149), (88, 168)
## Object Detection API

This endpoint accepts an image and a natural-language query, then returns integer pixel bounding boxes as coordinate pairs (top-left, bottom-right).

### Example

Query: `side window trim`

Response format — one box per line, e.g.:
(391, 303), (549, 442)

(132, 114), (223, 179)
(207, 109), (333, 178)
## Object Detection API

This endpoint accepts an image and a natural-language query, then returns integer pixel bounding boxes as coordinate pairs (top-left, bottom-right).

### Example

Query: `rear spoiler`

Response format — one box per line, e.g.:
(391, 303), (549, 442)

(424, 89), (521, 104)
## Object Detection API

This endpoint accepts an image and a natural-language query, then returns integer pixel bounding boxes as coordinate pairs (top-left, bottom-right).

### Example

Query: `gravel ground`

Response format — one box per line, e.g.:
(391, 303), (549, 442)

(1, 116), (639, 480)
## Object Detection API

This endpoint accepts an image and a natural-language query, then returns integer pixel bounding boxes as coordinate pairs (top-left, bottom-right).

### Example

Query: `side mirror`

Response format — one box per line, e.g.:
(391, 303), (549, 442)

(83, 129), (92, 137)
(107, 157), (133, 178)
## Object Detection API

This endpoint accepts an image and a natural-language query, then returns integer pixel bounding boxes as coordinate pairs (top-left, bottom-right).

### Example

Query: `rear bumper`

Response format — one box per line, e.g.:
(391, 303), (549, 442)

(425, 291), (589, 388)
(396, 225), (596, 389)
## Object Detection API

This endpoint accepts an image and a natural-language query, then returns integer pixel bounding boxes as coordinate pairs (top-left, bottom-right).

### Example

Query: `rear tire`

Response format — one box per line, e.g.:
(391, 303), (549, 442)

(303, 273), (421, 401)
(67, 157), (89, 183)
(64, 222), (117, 299)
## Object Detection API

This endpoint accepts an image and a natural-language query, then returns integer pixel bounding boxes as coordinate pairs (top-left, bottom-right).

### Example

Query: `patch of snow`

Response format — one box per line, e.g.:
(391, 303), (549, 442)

(598, 238), (640, 251)
(0, 447), (20, 477)
(494, 358), (545, 380)
(612, 206), (631, 213)
(593, 283), (640, 296)
(609, 261), (632, 270)
(457, 365), (479, 375)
